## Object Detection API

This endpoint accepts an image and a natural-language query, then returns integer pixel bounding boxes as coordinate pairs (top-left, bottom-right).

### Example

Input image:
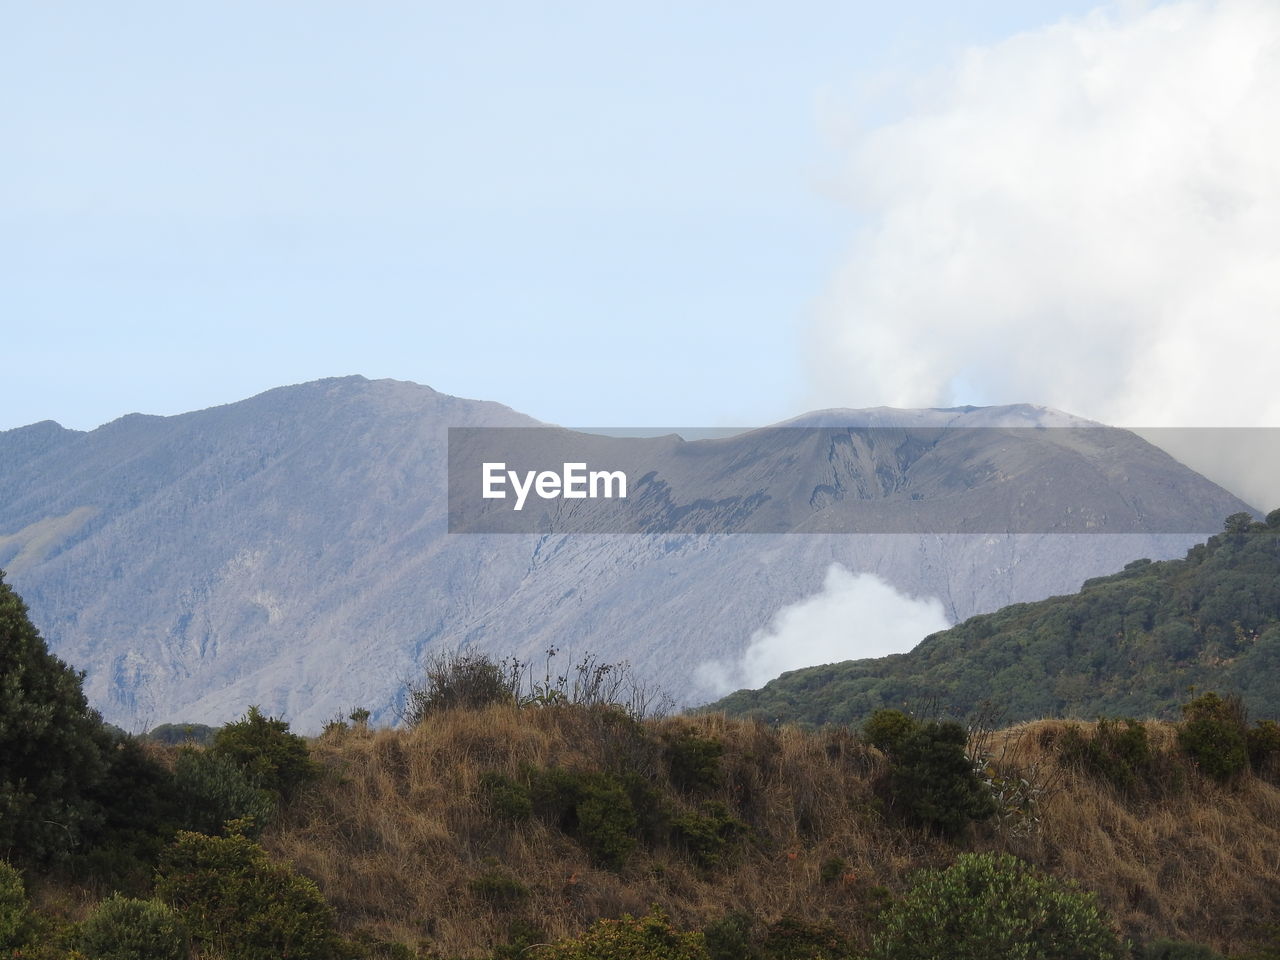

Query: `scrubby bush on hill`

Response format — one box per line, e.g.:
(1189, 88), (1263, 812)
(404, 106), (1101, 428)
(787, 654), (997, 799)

(144, 723), (215, 747)
(0, 860), (28, 949)
(404, 649), (521, 722)
(212, 705), (319, 802)
(77, 894), (188, 960)
(155, 827), (338, 960)
(0, 573), (109, 862)
(1057, 717), (1183, 797)
(862, 709), (995, 836)
(173, 747), (275, 837)
(1177, 693), (1249, 783)
(534, 907), (708, 960)
(870, 852), (1125, 960)
(1138, 939), (1224, 960)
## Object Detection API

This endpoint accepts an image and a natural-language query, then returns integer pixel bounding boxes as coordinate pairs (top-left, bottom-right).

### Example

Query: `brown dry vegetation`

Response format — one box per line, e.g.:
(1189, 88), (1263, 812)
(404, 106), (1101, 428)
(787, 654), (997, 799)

(256, 706), (1280, 958)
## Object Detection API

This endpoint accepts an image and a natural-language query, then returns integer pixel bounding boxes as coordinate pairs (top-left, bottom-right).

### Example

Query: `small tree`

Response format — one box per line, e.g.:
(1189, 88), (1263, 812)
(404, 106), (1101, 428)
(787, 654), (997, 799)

(0, 572), (108, 861)
(78, 894), (189, 960)
(534, 907), (709, 960)
(212, 706), (319, 802)
(864, 710), (995, 837)
(1177, 692), (1249, 783)
(872, 852), (1125, 960)
(156, 828), (338, 960)
(0, 860), (28, 949)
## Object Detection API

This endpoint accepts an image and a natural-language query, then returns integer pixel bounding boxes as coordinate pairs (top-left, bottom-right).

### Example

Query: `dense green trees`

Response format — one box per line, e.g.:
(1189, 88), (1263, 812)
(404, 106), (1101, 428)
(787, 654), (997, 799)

(0, 571), (109, 861)
(713, 515), (1280, 727)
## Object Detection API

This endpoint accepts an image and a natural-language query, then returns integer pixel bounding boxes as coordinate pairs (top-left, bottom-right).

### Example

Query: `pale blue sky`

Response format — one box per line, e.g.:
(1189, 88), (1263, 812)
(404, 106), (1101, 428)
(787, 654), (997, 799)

(3, 1), (1150, 431)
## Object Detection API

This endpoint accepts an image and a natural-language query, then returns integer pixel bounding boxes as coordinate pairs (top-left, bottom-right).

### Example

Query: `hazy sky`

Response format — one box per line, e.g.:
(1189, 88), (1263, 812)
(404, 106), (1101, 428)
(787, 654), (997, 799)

(4, 0), (1276, 435)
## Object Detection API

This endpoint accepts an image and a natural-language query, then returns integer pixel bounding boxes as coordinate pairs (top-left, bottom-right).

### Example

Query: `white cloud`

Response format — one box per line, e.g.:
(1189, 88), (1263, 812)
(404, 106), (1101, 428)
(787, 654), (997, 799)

(812, 0), (1280, 437)
(696, 564), (950, 696)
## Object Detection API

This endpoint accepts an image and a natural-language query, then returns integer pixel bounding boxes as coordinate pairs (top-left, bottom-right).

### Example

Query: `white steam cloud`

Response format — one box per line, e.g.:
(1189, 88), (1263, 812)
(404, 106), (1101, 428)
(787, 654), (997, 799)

(696, 565), (950, 696)
(813, 1), (1280, 445)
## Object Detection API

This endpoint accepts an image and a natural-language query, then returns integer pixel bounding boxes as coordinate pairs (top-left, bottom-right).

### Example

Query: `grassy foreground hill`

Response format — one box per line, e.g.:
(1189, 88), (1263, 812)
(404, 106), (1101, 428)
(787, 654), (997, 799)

(5, 567), (1280, 958)
(710, 512), (1280, 728)
(12, 702), (1280, 958)
(255, 704), (1280, 957)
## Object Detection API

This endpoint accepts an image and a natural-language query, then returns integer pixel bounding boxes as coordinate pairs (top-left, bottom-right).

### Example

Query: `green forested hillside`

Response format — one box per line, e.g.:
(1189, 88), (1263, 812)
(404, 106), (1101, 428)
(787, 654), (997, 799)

(711, 512), (1280, 727)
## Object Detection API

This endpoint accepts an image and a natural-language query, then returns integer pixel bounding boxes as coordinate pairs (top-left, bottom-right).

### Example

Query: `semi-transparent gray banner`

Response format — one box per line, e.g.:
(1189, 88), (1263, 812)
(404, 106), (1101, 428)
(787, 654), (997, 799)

(447, 425), (1271, 534)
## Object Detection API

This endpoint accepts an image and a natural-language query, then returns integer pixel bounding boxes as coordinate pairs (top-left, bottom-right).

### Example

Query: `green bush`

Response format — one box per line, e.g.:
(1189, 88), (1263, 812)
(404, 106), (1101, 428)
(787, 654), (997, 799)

(871, 715), (995, 837)
(212, 705), (319, 802)
(703, 912), (755, 960)
(479, 772), (533, 822)
(0, 574), (110, 862)
(155, 829), (338, 960)
(819, 857), (847, 885)
(575, 774), (639, 870)
(862, 710), (918, 754)
(145, 723), (215, 747)
(0, 860), (28, 949)
(668, 802), (745, 871)
(530, 768), (640, 870)
(1246, 720), (1280, 777)
(663, 731), (724, 793)
(1138, 939), (1224, 960)
(758, 916), (854, 960)
(533, 907), (709, 960)
(468, 870), (529, 908)
(1058, 718), (1176, 796)
(78, 895), (188, 960)
(173, 747), (275, 837)
(870, 852), (1125, 960)
(403, 650), (519, 723)
(1177, 693), (1249, 783)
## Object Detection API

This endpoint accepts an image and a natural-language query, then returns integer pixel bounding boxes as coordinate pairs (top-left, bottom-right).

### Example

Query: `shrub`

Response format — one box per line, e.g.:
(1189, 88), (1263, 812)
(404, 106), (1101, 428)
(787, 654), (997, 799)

(403, 650), (519, 723)
(703, 912), (755, 960)
(0, 574), (109, 862)
(155, 829), (338, 960)
(0, 860), (28, 949)
(77, 895), (187, 960)
(1138, 940), (1224, 960)
(870, 852), (1125, 960)
(819, 856), (847, 885)
(173, 747), (274, 836)
(530, 768), (640, 870)
(862, 710), (918, 754)
(1177, 693), (1249, 783)
(533, 907), (709, 960)
(663, 731), (724, 793)
(758, 916), (854, 960)
(1246, 720), (1280, 778)
(479, 771), (533, 822)
(575, 774), (639, 870)
(1058, 718), (1175, 797)
(468, 870), (529, 908)
(878, 718), (995, 837)
(145, 723), (215, 747)
(668, 803), (745, 871)
(212, 706), (319, 801)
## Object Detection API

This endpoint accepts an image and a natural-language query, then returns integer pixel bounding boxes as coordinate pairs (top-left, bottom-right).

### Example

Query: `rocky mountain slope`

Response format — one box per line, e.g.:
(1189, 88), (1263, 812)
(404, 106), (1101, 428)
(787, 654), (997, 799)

(0, 376), (1253, 730)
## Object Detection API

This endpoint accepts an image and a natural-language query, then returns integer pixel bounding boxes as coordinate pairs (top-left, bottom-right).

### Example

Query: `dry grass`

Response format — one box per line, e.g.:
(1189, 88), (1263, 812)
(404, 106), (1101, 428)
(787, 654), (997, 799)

(262, 709), (1280, 957)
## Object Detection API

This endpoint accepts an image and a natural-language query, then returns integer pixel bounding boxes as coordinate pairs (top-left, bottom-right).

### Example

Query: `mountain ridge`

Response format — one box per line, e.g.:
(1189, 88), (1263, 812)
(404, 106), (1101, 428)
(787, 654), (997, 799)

(0, 376), (1254, 731)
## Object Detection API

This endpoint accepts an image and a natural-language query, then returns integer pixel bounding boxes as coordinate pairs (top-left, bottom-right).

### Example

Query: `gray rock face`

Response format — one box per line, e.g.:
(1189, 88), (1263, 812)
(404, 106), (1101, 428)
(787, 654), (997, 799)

(0, 376), (1252, 731)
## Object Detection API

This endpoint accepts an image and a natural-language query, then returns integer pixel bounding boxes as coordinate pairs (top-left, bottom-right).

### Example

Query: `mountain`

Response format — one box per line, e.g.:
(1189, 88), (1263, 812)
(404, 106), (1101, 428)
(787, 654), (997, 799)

(709, 514), (1280, 726)
(0, 376), (1255, 731)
